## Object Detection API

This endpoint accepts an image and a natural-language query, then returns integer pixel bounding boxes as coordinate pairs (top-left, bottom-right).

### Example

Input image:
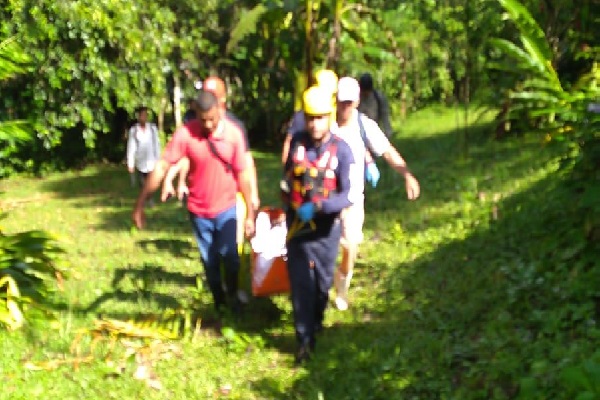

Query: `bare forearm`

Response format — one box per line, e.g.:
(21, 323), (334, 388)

(383, 148), (411, 176)
(384, 147), (421, 200)
(164, 164), (181, 188)
(238, 169), (255, 221)
(176, 159), (190, 188)
(245, 153), (259, 206)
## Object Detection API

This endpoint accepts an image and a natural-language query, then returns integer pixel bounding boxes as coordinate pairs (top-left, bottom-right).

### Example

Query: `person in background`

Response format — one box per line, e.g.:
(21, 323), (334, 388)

(126, 106), (161, 204)
(183, 98), (197, 124)
(132, 90), (255, 315)
(282, 85), (355, 365)
(358, 73), (394, 138)
(333, 77), (421, 311)
(281, 69), (339, 164)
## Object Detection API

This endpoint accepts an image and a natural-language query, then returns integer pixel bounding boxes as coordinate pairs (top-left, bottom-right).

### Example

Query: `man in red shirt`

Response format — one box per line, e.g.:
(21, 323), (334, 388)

(132, 90), (255, 313)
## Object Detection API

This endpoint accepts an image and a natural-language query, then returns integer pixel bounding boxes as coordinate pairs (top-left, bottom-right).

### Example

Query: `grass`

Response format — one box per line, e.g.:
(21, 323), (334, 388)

(1, 105), (597, 399)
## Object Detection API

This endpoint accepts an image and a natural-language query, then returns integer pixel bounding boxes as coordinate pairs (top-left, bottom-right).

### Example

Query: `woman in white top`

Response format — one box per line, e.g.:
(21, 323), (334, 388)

(126, 106), (161, 190)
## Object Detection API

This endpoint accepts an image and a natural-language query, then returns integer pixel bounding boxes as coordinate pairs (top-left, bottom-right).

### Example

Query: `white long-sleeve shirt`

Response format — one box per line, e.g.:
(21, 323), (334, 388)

(126, 123), (161, 173)
(334, 109), (391, 204)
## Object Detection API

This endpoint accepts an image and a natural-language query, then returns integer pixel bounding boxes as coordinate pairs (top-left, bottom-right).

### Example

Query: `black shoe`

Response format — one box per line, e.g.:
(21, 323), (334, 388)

(294, 344), (312, 366)
(315, 323), (323, 334)
(229, 298), (243, 318)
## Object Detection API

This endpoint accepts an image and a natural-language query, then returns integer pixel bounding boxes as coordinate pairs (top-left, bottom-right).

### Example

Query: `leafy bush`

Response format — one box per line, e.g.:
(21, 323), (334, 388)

(0, 224), (66, 330)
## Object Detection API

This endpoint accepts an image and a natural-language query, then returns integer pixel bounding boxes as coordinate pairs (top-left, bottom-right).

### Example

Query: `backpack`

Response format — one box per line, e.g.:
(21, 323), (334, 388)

(373, 90), (384, 122)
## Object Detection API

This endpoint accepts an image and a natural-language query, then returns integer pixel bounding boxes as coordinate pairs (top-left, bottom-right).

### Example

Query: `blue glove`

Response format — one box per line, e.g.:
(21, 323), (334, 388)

(297, 202), (316, 222)
(365, 162), (380, 188)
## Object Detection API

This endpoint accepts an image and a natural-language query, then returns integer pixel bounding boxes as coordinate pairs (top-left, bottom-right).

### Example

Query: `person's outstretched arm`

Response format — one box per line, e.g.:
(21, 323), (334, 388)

(382, 147), (420, 200)
(176, 157), (190, 200)
(161, 157), (189, 201)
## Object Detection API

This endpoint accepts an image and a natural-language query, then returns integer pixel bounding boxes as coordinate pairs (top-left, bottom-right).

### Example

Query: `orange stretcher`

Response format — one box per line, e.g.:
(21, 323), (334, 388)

(250, 207), (290, 297)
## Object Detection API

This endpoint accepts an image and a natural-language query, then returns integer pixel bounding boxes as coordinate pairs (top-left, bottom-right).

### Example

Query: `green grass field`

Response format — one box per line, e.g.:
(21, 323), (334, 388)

(1, 106), (595, 399)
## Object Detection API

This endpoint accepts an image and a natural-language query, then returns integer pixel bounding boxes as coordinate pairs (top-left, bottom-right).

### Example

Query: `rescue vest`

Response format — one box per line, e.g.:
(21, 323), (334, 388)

(287, 136), (339, 210)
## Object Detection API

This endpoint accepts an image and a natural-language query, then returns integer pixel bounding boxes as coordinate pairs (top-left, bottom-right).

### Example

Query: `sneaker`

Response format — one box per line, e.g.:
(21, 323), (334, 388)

(335, 296), (348, 311)
(315, 323), (323, 334)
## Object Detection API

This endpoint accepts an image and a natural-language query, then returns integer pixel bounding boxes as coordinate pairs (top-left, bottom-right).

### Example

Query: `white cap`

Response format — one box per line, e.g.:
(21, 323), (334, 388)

(337, 77), (360, 102)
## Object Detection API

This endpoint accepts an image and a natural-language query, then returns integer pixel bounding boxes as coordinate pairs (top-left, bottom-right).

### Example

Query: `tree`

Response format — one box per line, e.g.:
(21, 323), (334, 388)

(0, 36), (65, 331)
(0, 36), (35, 176)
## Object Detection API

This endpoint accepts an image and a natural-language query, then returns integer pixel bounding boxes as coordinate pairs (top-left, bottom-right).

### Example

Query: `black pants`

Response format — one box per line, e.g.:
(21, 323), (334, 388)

(286, 220), (341, 348)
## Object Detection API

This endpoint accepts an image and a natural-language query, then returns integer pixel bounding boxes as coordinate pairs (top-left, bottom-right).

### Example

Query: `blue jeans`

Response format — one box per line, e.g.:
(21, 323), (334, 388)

(189, 205), (239, 309)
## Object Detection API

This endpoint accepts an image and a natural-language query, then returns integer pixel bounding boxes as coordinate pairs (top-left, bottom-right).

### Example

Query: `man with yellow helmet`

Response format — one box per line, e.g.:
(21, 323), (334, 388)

(281, 69), (338, 164)
(282, 85), (355, 365)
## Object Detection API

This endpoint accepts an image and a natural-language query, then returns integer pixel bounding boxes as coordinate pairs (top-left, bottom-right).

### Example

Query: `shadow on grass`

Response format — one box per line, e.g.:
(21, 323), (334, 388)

(249, 170), (596, 398)
(37, 164), (192, 233)
(110, 263), (198, 288)
(84, 263), (199, 313)
(37, 154), (285, 233)
(79, 260), (287, 339)
(136, 238), (196, 259)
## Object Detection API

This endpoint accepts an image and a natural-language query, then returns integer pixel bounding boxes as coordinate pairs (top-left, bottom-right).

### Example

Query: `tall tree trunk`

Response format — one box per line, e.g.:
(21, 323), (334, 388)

(158, 97), (167, 135)
(326, 0), (343, 71)
(172, 72), (182, 127)
(461, 0), (472, 158)
(400, 48), (407, 120)
(305, 0), (315, 86)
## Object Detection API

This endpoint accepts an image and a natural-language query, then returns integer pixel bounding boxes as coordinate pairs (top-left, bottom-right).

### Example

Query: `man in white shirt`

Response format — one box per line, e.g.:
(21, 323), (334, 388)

(333, 77), (421, 310)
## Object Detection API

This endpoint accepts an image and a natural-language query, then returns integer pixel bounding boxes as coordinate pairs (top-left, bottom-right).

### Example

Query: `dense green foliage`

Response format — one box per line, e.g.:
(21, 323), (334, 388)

(0, 0), (597, 174)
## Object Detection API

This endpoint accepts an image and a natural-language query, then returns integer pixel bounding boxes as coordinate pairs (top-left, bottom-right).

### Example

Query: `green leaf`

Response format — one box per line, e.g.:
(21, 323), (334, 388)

(496, 0), (562, 91)
(560, 366), (593, 392)
(226, 4), (268, 54)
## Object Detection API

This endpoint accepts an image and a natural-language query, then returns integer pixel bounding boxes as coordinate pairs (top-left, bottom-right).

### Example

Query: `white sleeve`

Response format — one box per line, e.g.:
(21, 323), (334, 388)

(126, 126), (137, 169)
(362, 116), (391, 157)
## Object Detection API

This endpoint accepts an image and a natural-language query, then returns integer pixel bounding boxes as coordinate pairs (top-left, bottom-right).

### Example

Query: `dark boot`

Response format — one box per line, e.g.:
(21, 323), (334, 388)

(225, 270), (242, 315)
(212, 285), (227, 314)
(294, 344), (312, 366)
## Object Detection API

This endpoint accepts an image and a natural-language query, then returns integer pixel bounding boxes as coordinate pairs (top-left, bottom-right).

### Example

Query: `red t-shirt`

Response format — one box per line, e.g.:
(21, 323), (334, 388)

(162, 119), (247, 218)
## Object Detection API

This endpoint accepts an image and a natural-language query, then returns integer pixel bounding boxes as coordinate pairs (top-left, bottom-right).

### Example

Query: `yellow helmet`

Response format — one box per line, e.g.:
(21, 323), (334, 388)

(314, 69), (338, 94)
(303, 86), (334, 116)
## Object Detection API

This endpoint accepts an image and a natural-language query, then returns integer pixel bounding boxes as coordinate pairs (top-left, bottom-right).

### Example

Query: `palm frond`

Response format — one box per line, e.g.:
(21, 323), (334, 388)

(0, 120), (33, 144)
(497, 0), (562, 91)
(0, 36), (30, 81)
(488, 38), (546, 74)
(226, 4), (269, 54)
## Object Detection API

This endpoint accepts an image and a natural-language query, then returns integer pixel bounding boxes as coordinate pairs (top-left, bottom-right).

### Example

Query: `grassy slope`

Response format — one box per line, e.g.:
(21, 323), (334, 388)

(1, 106), (596, 399)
